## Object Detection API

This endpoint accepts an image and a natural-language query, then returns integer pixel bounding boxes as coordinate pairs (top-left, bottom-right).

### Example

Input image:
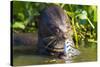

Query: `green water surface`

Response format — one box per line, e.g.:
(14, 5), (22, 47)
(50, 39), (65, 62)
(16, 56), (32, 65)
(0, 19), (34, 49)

(13, 46), (97, 66)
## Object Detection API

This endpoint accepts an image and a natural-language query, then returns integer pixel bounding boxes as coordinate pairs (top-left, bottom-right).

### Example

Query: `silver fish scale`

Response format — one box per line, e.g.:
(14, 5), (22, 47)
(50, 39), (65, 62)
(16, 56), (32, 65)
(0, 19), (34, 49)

(64, 39), (80, 58)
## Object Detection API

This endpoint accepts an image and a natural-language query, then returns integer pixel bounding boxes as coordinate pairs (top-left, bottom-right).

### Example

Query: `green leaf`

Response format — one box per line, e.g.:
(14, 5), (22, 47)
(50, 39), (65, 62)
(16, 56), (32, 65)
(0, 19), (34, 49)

(87, 17), (95, 29)
(71, 17), (79, 48)
(78, 10), (87, 20)
(13, 22), (25, 29)
(18, 13), (25, 21)
(92, 6), (97, 22)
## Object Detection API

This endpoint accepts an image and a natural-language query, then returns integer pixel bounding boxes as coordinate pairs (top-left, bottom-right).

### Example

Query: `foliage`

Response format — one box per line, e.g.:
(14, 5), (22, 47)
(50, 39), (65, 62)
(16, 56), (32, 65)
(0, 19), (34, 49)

(12, 1), (49, 32)
(11, 1), (97, 48)
(62, 4), (97, 48)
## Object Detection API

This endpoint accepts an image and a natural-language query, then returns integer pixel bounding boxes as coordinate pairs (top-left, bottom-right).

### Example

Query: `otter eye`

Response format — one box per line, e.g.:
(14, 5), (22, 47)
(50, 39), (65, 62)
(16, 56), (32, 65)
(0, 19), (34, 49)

(50, 26), (60, 33)
(56, 29), (60, 33)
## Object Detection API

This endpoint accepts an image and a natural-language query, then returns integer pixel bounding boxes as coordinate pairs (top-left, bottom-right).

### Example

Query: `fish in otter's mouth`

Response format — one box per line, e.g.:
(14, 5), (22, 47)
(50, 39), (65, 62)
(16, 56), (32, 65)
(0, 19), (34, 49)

(37, 5), (79, 60)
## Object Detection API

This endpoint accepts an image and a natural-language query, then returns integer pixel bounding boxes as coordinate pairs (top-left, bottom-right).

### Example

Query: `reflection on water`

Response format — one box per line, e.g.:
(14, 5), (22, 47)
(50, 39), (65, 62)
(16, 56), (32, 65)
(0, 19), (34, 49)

(73, 47), (97, 62)
(13, 55), (65, 66)
(12, 32), (97, 66)
(13, 46), (97, 66)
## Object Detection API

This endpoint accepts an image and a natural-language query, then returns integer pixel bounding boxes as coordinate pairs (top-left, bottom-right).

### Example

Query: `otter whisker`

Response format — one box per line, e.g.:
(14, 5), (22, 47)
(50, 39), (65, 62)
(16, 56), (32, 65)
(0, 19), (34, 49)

(44, 36), (56, 40)
(45, 38), (56, 48)
(53, 39), (57, 47)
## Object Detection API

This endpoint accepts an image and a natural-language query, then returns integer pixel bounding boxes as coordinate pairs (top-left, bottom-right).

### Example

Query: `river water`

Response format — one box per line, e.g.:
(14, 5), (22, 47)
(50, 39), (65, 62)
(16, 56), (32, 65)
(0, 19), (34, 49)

(12, 32), (97, 66)
(13, 46), (97, 66)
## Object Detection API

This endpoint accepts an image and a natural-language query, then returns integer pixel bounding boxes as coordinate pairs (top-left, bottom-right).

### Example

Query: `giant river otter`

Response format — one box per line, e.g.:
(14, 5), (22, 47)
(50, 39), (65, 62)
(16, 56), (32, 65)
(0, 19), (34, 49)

(37, 5), (74, 59)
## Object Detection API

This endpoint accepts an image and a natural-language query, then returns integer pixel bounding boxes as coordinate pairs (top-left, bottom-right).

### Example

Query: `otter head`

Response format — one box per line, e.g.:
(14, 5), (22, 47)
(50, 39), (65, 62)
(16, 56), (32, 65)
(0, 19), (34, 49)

(38, 5), (72, 56)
